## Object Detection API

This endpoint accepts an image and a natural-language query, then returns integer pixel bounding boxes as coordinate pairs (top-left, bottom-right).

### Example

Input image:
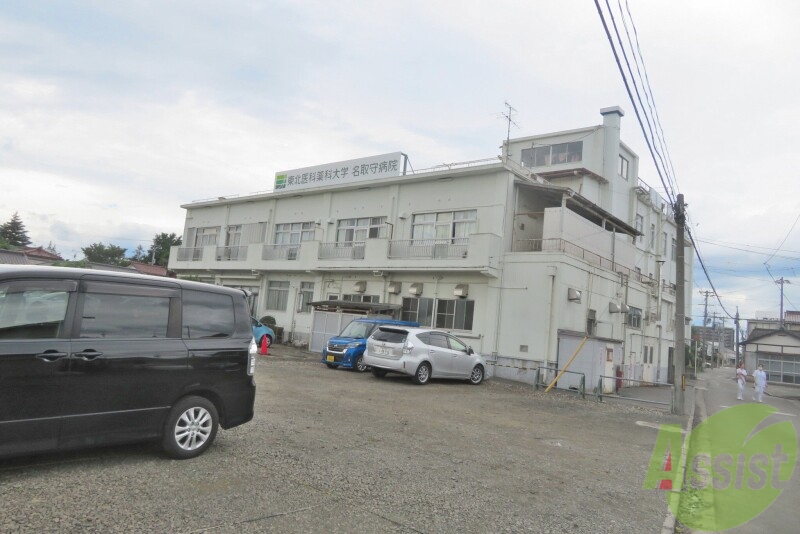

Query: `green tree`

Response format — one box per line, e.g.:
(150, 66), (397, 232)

(81, 242), (130, 266)
(0, 212), (32, 247)
(45, 241), (59, 255)
(0, 236), (11, 250)
(147, 232), (182, 266)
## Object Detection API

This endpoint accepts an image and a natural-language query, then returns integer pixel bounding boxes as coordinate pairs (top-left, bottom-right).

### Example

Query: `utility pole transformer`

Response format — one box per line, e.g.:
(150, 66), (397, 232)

(673, 194), (686, 415)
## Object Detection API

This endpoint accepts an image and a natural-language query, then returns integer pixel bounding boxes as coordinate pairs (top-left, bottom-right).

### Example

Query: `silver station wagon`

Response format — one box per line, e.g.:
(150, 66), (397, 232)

(364, 326), (486, 385)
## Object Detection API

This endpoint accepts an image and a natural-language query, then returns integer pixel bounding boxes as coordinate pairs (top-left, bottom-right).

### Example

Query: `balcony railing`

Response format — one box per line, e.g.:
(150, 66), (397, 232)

(513, 238), (657, 285)
(262, 244), (299, 261)
(216, 246), (248, 261)
(388, 238), (468, 259)
(318, 241), (365, 260)
(177, 247), (203, 261)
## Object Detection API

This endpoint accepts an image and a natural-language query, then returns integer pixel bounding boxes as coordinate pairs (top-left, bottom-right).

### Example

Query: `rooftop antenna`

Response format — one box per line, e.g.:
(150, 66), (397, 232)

(501, 101), (519, 143)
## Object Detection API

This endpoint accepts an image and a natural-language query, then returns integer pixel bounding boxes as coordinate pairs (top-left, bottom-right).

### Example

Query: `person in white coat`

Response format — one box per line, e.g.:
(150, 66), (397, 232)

(736, 362), (747, 400)
(752, 364), (767, 402)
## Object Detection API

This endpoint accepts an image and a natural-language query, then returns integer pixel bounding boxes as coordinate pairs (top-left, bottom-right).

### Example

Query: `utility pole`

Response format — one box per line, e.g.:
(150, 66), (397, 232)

(776, 277), (791, 328)
(735, 307), (740, 367)
(700, 290), (713, 366)
(673, 194), (686, 415)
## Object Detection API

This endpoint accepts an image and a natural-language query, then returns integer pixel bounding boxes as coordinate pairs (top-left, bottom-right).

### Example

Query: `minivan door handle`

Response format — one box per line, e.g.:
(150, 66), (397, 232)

(75, 350), (104, 361)
(35, 351), (69, 362)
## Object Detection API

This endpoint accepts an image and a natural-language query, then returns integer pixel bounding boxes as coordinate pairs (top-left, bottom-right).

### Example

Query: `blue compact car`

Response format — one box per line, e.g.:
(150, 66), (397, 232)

(251, 317), (275, 348)
(322, 318), (419, 372)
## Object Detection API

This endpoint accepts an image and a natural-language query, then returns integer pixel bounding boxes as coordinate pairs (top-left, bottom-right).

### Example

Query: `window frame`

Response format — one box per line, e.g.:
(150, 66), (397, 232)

(265, 280), (290, 311)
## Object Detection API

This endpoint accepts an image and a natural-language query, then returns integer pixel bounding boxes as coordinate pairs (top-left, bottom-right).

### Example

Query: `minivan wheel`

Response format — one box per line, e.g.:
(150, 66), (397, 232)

(162, 396), (219, 460)
(354, 354), (368, 372)
(469, 365), (484, 385)
(413, 362), (431, 385)
(371, 368), (388, 378)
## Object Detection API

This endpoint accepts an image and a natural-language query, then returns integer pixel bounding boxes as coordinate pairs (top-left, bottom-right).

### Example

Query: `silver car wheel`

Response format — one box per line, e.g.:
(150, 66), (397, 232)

(174, 406), (213, 451)
(354, 354), (368, 372)
(414, 362), (431, 385)
(470, 365), (484, 385)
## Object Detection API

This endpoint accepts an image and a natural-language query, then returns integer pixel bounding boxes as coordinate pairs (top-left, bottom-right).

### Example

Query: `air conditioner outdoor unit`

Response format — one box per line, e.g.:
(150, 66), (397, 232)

(388, 281), (402, 294)
(454, 284), (469, 298)
(409, 282), (423, 296)
(353, 280), (366, 293)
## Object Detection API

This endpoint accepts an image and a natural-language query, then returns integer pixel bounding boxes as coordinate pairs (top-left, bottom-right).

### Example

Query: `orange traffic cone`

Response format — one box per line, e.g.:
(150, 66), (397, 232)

(260, 336), (269, 356)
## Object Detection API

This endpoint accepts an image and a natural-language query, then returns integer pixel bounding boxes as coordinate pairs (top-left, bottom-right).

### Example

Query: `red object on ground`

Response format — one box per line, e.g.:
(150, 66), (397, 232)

(658, 452), (673, 490)
(260, 336), (268, 355)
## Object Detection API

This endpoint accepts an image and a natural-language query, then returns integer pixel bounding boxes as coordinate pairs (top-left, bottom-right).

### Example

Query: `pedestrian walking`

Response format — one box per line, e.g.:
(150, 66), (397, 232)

(736, 362), (747, 400)
(752, 364), (767, 402)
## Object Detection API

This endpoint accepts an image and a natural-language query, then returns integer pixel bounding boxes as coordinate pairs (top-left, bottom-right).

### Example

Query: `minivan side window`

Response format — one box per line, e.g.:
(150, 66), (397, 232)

(0, 282), (73, 339)
(81, 293), (170, 339)
(183, 290), (235, 339)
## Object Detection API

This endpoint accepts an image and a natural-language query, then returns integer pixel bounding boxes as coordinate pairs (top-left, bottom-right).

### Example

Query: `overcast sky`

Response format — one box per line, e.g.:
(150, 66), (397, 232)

(1, 0), (798, 326)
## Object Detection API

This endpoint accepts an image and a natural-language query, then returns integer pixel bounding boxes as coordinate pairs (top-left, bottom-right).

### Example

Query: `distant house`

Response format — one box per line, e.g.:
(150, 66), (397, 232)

(129, 261), (173, 277)
(743, 312), (800, 385)
(0, 249), (28, 265)
(19, 246), (63, 265)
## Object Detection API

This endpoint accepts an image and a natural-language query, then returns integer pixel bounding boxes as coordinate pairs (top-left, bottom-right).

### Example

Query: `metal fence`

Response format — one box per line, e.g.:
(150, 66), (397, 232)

(318, 241), (365, 260)
(387, 238), (469, 259)
(535, 366), (586, 400)
(596, 375), (674, 411)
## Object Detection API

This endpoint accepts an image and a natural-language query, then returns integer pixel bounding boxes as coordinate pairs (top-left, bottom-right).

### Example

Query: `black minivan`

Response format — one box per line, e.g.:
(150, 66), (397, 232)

(0, 266), (257, 460)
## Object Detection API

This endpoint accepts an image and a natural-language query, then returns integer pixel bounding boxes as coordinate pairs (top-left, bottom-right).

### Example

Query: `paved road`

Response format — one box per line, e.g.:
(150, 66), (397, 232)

(689, 367), (799, 533)
(1, 346), (687, 533)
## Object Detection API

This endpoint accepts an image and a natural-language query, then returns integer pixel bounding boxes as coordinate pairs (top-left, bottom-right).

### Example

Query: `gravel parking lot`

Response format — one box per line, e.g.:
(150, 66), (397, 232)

(0, 346), (685, 533)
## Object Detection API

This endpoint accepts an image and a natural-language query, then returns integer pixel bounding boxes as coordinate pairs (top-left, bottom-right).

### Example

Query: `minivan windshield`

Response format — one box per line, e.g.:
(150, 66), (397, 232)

(339, 321), (375, 339)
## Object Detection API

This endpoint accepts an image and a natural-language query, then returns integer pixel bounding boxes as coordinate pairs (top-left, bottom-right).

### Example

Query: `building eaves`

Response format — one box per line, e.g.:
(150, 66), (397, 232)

(743, 328), (800, 344)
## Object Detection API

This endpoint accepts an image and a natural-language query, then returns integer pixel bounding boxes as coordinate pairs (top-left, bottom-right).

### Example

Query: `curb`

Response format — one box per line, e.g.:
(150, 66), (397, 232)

(661, 384), (697, 533)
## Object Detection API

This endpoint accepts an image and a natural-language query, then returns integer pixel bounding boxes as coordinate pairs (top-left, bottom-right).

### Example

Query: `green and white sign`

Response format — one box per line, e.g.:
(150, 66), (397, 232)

(275, 152), (403, 192)
(645, 404), (797, 531)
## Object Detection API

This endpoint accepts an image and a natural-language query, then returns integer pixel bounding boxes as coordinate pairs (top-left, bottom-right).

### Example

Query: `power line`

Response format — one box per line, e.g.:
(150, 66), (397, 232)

(593, 0), (675, 206)
(764, 212), (800, 265)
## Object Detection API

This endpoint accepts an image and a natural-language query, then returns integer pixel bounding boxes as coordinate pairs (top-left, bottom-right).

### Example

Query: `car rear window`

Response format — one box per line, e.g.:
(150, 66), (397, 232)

(371, 328), (408, 343)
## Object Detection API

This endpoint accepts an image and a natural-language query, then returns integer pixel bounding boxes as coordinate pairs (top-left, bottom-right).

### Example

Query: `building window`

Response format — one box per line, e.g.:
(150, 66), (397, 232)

(226, 225), (242, 247)
(649, 224), (656, 250)
(634, 214), (643, 245)
(434, 299), (474, 330)
(587, 309), (597, 336)
(412, 210), (476, 244)
(266, 281), (289, 310)
(627, 307), (642, 329)
(402, 297), (433, 326)
(194, 226), (220, 247)
(521, 141), (583, 167)
(336, 217), (387, 242)
(661, 232), (668, 256)
(274, 222), (315, 245)
(618, 155), (629, 179)
(671, 238), (676, 259)
(298, 282), (314, 313)
(341, 294), (378, 303)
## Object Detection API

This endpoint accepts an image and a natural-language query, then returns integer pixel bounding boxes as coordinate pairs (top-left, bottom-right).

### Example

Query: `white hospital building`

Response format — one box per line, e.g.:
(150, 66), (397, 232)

(169, 106), (692, 389)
